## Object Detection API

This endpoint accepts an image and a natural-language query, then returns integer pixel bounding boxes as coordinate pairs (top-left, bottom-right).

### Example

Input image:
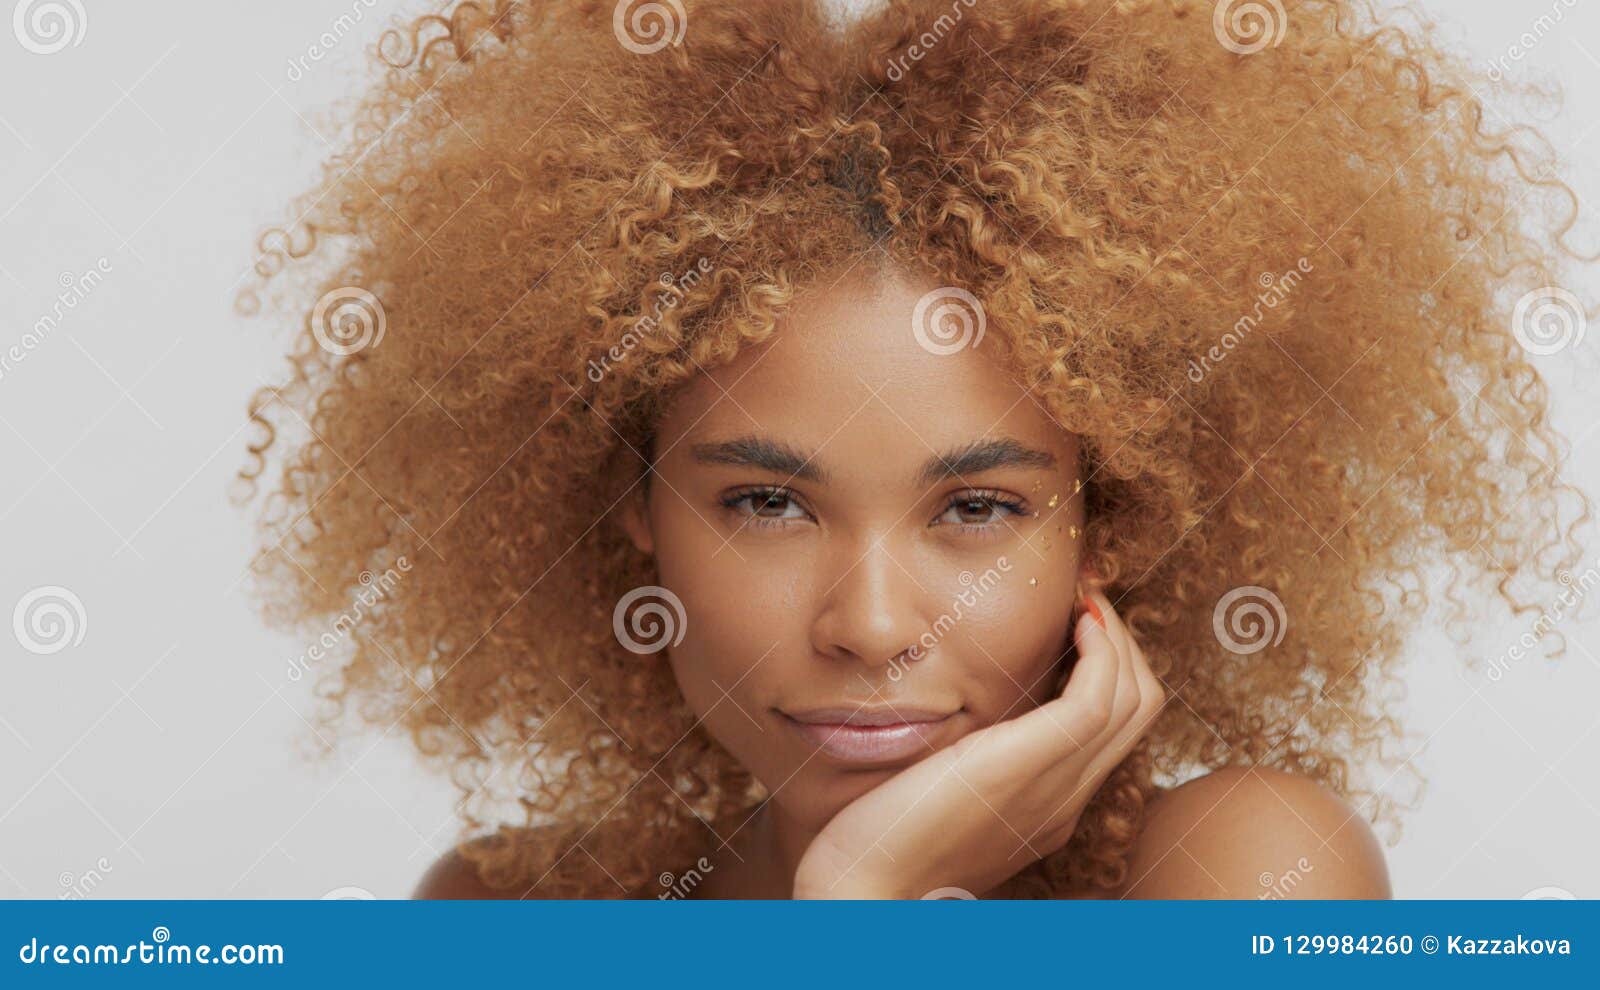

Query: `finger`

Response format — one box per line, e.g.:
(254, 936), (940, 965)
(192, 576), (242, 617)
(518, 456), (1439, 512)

(1085, 588), (1163, 725)
(1028, 607), (1160, 850)
(1111, 606), (1166, 740)
(1027, 596), (1164, 848)
(1122, 638), (1167, 743)
(1089, 586), (1156, 724)
(1086, 589), (1142, 738)
(1082, 632), (1167, 783)
(1059, 589), (1136, 757)
(1021, 608), (1123, 758)
(979, 607), (1119, 789)
(1086, 586), (1135, 671)
(1065, 591), (1160, 764)
(1052, 575), (1101, 692)
(952, 605), (1122, 794)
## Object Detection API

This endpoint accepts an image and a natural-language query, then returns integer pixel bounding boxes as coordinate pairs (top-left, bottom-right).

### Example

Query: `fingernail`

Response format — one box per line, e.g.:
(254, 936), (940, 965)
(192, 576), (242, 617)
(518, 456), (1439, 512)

(1082, 592), (1105, 629)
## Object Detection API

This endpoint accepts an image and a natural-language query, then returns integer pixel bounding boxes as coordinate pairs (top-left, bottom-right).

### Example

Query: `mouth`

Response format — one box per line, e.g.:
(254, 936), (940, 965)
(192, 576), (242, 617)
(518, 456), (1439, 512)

(776, 705), (961, 767)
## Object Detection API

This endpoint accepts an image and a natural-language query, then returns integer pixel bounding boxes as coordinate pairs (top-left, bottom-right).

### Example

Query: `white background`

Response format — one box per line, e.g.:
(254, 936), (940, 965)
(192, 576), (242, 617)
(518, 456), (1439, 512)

(0, 0), (1596, 899)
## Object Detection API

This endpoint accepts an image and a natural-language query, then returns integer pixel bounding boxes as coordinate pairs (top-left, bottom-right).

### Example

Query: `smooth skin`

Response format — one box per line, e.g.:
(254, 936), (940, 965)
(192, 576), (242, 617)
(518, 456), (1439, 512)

(416, 265), (1390, 899)
(792, 585), (1163, 899)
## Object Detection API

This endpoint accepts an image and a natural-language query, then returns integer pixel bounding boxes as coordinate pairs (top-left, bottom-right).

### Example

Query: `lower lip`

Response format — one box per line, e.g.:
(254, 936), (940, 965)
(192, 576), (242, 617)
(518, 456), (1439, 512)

(780, 714), (955, 765)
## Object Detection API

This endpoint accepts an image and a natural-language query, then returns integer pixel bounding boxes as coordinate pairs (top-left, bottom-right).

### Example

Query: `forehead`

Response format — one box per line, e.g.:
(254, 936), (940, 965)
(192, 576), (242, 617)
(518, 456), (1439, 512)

(655, 268), (1076, 477)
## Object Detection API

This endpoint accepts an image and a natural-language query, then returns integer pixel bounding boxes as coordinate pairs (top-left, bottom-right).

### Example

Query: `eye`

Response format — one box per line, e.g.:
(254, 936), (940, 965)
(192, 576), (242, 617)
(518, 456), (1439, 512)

(933, 490), (1030, 530)
(720, 486), (812, 529)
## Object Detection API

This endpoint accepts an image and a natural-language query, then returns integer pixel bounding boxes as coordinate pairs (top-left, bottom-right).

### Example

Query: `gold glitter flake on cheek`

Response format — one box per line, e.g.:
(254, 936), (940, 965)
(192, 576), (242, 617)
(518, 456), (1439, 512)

(1047, 493), (1060, 509)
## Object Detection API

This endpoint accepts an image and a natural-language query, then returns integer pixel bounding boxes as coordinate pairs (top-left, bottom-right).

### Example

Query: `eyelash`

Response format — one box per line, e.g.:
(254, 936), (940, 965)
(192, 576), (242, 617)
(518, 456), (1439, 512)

(719, 486), (1031, 534)
(939, 490), (1031, 531)
(719, 487), (807, 530)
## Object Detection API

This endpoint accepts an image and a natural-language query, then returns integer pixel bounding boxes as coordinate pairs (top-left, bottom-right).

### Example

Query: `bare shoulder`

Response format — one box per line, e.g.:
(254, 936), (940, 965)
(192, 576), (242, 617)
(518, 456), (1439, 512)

(413, 823), (648, 899)
(413, 829), (579, 899)
(413, 840), (518, 899)
(1116, 765), (1391, 899)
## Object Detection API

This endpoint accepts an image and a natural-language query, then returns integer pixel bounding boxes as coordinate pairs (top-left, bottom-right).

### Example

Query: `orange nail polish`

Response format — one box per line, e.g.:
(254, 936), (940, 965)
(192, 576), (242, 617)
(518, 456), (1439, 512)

(1082, 592), (1105, 629)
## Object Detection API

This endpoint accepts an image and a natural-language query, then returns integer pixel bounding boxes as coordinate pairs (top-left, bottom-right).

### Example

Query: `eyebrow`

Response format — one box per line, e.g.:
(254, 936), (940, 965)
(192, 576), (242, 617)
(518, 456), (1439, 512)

(687, 435), (1056, 487)
(920, 438), (1057, 486)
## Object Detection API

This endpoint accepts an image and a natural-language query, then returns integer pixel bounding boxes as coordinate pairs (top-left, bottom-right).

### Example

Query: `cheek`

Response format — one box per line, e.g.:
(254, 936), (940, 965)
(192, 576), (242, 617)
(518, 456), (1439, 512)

(656, 545), (808, 791)
(936, 560), (1079, 715)
(650, 520), (803, 718)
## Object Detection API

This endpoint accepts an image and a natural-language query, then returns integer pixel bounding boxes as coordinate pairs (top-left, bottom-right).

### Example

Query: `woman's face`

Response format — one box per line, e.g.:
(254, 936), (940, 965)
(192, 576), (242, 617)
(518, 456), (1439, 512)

(620, 267), (1086, 830)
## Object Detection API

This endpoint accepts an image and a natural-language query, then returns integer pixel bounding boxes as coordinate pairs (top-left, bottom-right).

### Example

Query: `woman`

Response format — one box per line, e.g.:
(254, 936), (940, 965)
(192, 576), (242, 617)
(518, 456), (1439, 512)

(240, 0), (1589, 898)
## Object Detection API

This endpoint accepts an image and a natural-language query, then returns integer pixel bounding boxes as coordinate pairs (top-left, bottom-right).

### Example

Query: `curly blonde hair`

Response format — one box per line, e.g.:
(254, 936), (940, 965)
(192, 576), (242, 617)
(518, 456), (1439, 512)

(240, 0), (1591, 897)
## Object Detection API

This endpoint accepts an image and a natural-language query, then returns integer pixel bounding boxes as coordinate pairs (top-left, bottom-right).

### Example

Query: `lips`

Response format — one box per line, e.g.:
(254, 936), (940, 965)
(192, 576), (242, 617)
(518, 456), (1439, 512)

(778, 705), (960, 766)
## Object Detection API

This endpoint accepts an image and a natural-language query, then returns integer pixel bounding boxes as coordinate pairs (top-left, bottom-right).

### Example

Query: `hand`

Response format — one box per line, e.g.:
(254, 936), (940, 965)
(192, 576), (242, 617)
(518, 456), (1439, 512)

(791, 583), (1165, 899)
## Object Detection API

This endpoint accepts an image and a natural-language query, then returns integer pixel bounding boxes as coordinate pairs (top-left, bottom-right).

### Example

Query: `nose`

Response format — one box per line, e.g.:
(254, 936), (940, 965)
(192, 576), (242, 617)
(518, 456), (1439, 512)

(809, 533), (925, 669)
